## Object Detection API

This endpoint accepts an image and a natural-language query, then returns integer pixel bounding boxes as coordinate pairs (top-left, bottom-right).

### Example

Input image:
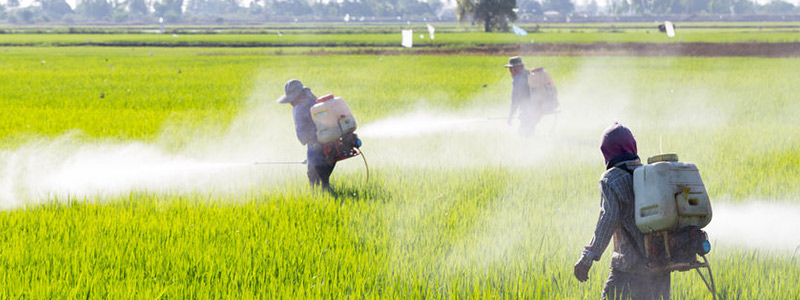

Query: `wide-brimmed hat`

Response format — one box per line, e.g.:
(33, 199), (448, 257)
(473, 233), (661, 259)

(504, 56), (525, 67)
(276, 79), (306, 104)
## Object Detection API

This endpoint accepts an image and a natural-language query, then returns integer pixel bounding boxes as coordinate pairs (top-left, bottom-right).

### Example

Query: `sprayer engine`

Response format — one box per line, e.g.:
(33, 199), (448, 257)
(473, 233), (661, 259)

(322, 132), (361, 163)
(644, 226), (711, 272)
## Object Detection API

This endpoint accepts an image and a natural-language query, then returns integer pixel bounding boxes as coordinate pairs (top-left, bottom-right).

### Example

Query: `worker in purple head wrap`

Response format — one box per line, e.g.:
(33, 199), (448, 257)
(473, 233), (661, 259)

(574, 122), (671, 300)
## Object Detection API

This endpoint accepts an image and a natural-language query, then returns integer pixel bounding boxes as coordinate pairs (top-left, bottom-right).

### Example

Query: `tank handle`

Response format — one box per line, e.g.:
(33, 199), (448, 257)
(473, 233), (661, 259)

(316, 94), (335, 103)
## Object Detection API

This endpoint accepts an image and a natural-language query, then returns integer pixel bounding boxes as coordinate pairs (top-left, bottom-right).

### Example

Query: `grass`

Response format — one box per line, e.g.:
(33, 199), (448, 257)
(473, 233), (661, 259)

(1, 44), (799, 298)
(2, 21), (800, 46)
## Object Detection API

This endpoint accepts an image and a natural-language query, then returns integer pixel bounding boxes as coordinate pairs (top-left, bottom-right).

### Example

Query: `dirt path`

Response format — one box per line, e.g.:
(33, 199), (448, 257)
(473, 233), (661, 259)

(317, 42), (800, 57)
(5, 42), (799, 57)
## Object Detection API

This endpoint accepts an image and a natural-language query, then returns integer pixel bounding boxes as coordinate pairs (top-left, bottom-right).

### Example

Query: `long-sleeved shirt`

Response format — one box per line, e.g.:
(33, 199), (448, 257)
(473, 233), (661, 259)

(579, 160), (648, 273)
(509, 69), (532, 120)
(291, 89), (328, 166)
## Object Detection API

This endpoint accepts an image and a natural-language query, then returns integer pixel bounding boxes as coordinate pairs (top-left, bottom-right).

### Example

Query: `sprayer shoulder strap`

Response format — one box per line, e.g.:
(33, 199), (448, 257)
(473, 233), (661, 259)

(613, 166), (653, 268)
(615, 165), (634, 175)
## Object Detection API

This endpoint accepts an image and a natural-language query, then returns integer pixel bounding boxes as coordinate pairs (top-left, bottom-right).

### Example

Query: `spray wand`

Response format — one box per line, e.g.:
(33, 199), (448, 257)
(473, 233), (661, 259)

(253, 159), (307, 165)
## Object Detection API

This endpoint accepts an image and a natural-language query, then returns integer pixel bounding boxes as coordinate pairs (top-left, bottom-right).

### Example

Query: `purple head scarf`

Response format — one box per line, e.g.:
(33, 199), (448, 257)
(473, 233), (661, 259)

(600, 122), (638, 169)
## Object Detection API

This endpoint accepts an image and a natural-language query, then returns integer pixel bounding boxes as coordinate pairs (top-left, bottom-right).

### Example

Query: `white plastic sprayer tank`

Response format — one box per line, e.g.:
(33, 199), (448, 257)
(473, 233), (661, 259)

(633, 154), (712, 233)
(310, 94), (357, 144)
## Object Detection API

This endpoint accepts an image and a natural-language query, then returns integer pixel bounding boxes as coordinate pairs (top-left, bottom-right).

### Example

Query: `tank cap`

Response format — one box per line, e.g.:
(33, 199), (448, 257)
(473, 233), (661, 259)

(316, 94), (334, 103)
(647, 153), (679, 164)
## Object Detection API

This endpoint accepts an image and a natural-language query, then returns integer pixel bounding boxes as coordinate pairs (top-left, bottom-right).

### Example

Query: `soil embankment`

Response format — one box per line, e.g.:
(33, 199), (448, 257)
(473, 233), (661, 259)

(4, 41), (799, 57)
(318, 42), (800, 57)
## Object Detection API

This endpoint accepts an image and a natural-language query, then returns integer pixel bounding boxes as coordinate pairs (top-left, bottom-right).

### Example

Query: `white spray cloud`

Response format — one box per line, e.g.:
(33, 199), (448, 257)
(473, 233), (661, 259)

(0, 93), (305, 208)
(705, 201), (800, 252)
(0, 57), (738, 209)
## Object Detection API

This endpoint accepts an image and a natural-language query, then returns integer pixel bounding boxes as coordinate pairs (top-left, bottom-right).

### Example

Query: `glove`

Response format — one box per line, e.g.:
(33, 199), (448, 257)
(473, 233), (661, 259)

(573, 259), (591, 282)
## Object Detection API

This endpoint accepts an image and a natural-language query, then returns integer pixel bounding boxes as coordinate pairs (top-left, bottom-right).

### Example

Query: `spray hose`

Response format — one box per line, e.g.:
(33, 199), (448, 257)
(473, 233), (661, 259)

(697, 255), (717, 300)
(357, 147), (369, 186)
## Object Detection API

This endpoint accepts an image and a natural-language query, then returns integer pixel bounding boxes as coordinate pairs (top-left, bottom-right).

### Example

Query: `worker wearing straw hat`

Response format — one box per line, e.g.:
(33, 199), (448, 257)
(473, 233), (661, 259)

(277, 79), (336, 191)
(505, 56), (541, 136)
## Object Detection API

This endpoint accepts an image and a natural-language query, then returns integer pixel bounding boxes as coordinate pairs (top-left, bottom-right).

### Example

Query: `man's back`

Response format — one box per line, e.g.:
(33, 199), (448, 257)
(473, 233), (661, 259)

(511, 69), (531, 110)
(598, 164), (648, 273)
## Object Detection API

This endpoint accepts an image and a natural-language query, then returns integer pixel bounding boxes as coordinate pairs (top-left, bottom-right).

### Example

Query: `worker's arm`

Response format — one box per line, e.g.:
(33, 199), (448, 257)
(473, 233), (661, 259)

(544, 71), (558, 98)
(508, 73), (530, 124)
(293, 104), (318, 146)
(575, 179), (620, 277)
(508, 102), (518, 125)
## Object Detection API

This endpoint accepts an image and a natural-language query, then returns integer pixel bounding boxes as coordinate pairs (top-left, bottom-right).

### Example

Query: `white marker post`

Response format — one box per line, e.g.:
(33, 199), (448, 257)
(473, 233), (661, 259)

(401, 30), (413, 48)
(665, 21), (676, 38)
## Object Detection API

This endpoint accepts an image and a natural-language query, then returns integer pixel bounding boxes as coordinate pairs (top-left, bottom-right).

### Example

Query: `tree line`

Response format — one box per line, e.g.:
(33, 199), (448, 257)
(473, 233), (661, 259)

(0, 0), (446, 24)
(1, 0), (798, 26)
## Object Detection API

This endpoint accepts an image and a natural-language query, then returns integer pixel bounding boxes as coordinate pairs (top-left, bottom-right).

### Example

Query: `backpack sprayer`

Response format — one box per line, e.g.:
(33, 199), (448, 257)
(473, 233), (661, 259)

(310, 94), (362, 164)
(256, 94), (369, 182)
(310, 94), (369, 182)
(633, 153), (716, 299)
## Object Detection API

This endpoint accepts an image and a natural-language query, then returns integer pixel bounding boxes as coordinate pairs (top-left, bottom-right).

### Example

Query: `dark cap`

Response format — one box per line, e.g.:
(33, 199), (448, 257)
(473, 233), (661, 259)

(504, 56), (524, 68)
(276, 79), (306, 104)
(600, 122), (638, 167)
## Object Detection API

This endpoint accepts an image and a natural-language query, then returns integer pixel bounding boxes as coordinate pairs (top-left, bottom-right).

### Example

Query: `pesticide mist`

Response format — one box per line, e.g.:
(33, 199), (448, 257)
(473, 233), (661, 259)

(705, 201), (800, 252)
(0, 96), (304, 208)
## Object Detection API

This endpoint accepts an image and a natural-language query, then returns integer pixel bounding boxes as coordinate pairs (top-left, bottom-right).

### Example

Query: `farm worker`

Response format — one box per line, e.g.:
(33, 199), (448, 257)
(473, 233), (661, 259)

(277, 79), (336, 191)
(505, 56), (540, 136)
(573, 122), (671, 300)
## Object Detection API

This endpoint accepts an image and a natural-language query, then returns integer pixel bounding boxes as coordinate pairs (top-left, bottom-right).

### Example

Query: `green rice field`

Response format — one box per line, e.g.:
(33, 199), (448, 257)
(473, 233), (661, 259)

(0, 26), (799, 299)
(3, 22), (800, 46)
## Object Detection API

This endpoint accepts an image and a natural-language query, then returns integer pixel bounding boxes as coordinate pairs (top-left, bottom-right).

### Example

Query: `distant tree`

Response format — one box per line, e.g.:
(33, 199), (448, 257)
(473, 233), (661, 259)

(341, 0), (373, 17)
(518, 0), (543, 15)
(38, 0), (73, 18)
(610, 0), (631, 15)
(708, 0), (731, 14)
(686, 0), (710, 13)
(759, 0), (795, 13)
(628, 0), (649, 14)
(154, 0), (183, 21)
(128, 0), (149, 17)
(543, 0), (575, 15)
(576, 0), (599, 15)
(667, 0), (684, 14)
(309, 0), (333, 18)
(456, 0), (517, 32)
(7, 0), (20, 8)
(187, 0), (240, 16)
(650, 0), (671, 14)
(14, 7), (37, 23)
(362, 0), (396, 17)
(248, 0), (264, 15)
(77, 0), (112, 20)
(730, 0), (755, 14)
(397, 0), (435, 18)
(273, 0), (312, 16)
(428, 0), (444, 16)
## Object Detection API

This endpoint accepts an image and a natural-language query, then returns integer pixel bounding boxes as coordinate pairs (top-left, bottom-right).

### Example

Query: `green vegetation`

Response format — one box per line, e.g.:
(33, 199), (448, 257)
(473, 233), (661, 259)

(2, 24), (800, 46)
(1, 41), (799, 299)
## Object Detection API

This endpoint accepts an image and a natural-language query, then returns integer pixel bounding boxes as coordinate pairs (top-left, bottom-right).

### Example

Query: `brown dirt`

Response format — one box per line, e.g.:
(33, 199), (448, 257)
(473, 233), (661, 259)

(310, 42), (800, 58)
(5, 42), (799, 57)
